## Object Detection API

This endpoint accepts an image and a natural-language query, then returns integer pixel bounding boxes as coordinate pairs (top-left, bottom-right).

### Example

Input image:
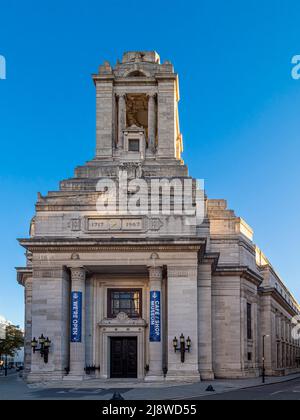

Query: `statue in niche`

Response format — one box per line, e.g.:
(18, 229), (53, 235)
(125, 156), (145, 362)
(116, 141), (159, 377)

(126, 94), (149, 146)
(127, 102), (141, 127)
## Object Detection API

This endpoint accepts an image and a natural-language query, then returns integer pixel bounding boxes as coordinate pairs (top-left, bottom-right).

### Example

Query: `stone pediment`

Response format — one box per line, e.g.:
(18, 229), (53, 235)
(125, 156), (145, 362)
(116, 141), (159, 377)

(124, 124), (145, 132)
(99, 312), (147, 328)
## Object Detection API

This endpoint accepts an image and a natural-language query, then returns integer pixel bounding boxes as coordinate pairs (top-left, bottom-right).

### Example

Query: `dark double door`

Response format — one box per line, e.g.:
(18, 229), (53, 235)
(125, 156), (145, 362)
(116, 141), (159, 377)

(110, 337), (137, 378)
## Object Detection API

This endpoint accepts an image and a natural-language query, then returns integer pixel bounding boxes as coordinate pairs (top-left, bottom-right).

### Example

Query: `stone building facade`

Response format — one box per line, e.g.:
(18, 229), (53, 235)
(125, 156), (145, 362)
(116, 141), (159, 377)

(16, 51), (300, 383)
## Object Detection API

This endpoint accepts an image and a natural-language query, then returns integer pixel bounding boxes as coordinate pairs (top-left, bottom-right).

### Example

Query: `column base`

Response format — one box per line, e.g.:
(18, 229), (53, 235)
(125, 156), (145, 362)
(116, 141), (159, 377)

(26, 372), (64, 383)
(166, 371), (201, 383)
(145, 373), (165, 382)
(200, 370), (215, 380)
(64, 374), (85, 381)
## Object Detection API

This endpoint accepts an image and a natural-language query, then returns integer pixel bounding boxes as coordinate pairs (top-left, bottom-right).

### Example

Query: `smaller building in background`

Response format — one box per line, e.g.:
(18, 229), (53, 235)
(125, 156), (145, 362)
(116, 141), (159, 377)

(0, 315), (10, 339)
(0, 316), (24, 368)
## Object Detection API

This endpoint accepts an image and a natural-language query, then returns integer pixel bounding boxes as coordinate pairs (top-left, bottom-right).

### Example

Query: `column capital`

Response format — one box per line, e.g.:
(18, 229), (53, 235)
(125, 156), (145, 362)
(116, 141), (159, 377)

(70, 267), (86, 281)
(116, 92), (126, 99)
(147, 92), (157, 100)
(148, 266), (163, 281)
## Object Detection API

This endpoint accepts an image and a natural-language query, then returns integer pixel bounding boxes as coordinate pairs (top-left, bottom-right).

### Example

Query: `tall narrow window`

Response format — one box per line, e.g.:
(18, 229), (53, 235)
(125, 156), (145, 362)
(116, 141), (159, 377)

(247, 303), (252, 340)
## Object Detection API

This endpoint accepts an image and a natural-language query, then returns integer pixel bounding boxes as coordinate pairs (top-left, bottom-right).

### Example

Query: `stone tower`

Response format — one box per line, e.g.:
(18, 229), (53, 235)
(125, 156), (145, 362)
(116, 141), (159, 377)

(94, 51), (183, 162)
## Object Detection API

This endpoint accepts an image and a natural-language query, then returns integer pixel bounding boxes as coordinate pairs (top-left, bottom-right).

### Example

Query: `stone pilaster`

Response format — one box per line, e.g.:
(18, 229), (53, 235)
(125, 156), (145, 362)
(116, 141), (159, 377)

(270, 309), (277, 372)
(198, 263), (214, 380)
(118, 94), (126, 149)
(147, 93), (156, 153)
(28, 267), (69, 383)
(69, 267), (86, 380)
(166, 265), (200, 382)
(24, 277), (33, 377)
(96, 80), (114, 158)
(157, 78), (177, 159)
(145, 266), (164, 381)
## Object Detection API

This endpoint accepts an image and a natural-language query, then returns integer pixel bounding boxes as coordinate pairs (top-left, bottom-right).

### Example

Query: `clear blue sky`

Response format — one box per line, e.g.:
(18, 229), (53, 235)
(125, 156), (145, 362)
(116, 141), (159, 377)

(0, 0), (300, 326)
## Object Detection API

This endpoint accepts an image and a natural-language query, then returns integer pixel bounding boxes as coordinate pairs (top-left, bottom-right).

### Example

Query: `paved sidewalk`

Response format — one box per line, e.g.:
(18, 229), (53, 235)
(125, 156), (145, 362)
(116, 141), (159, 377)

(0, 369), (18, 377)
(0, 373), (31, 400)
(97, 373), (300, 399)
(1, 372), (300, 400)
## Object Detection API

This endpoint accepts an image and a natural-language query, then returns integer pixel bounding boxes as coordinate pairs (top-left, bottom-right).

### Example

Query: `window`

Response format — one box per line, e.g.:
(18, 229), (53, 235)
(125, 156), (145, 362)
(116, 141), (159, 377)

(247, 303), (252, 340)
(248, 352), (252, 361)
(108, 289), (142, 318)
(128, 139), (140, 152)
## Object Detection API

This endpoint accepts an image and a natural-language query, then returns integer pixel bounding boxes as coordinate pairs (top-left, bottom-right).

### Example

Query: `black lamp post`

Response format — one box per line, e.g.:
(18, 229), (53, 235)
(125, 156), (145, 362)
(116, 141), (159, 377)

(5, 354), (8, 377)
(31, 335), (51, 363)
(173, 334), (191, 363)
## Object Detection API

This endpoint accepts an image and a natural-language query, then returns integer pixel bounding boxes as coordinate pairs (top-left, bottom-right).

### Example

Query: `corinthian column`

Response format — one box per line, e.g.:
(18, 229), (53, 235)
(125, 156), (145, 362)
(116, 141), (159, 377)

(145, 266), (164, 381)
(69, 267), (86, 380)
(118, 94), (126, 149)
(148, 93), (156, 153)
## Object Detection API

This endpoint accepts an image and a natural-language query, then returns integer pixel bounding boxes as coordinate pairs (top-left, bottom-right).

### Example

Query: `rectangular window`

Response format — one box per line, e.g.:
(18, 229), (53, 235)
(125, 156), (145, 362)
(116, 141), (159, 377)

(108, 289), (142, 318)
(248, 352), (252, 361)
(128, 139), (140, 152)
(247, 303), (252, 340)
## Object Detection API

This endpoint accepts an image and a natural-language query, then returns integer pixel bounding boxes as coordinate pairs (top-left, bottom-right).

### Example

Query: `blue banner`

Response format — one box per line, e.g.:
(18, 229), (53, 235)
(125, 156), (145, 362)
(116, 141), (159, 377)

(71, 291), (82, 343)
(150, 291), (161, 342)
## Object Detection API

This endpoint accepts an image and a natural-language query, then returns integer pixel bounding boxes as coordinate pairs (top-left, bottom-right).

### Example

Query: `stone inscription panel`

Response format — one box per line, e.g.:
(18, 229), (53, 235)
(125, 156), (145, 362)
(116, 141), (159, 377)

(87, 217), (143, 232)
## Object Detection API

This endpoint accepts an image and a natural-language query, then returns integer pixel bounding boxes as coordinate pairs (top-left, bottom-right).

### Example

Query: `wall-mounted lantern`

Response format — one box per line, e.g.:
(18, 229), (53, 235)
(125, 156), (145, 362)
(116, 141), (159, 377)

(173, 334), (191, 363)
(31, 334), (51, 364)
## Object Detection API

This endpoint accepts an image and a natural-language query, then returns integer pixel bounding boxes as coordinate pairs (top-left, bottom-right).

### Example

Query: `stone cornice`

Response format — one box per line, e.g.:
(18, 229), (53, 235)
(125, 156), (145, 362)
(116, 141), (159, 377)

(210, 235), (256, 255)
(259, 287), (300, 317)
(155, 73), (178, 81)
(199, 252), (220, 273)
(92, 74), (115, 84)
(114, 78), (157, 86)
(16, 267), (33, 287)
(215, 265), (263, 287)
(18, 237), (205, 253)
(257, 265), (300, 311)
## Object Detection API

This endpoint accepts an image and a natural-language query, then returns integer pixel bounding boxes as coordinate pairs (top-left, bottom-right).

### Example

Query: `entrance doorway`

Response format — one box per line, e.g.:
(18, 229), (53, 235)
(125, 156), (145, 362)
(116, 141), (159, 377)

(110, 337), (137, 378)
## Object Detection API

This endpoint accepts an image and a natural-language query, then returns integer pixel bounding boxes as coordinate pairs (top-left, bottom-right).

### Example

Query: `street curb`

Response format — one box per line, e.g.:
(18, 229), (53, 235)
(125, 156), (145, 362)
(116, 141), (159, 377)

(238, 374), (300, 391)
(173, 375), (300, 400)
